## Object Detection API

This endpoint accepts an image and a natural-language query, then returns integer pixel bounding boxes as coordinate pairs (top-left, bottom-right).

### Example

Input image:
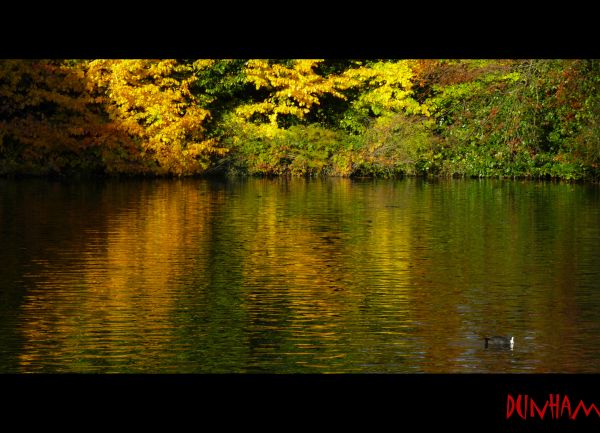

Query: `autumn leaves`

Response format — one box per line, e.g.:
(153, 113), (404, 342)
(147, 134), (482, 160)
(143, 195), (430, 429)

(1, 59), (598, 179)
(0, 60), (225, 175)
(86, 60), (225, 175)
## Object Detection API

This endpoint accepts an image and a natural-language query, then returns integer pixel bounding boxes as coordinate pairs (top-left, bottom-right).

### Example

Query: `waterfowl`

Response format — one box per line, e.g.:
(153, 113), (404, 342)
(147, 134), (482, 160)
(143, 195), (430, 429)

(484, 336), (514, 349)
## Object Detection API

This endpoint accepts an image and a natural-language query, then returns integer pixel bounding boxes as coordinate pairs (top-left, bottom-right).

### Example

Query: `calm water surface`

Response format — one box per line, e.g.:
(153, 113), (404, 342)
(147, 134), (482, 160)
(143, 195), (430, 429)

(1, 177), (599, 373)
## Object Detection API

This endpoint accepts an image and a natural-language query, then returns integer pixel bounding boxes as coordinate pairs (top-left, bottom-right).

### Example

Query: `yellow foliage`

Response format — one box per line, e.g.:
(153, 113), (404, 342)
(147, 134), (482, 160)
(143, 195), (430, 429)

(86, 59), (225, 175)
(343, 60), (429, 116)
(235, 60), (429, 135)
(237, 59), (356, 126)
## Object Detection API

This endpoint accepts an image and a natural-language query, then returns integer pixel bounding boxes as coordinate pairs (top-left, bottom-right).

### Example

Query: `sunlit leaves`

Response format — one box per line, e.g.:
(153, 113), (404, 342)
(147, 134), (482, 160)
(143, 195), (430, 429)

(1, 58), (598, 180)
(87, 59), (225, 175)
(342, 60), (429, 117)
(237, 59), (355, 126)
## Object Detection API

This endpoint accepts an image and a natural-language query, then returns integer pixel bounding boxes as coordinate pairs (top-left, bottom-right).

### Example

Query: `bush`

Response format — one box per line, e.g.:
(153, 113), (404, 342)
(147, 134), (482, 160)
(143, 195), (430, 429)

(220, 115), (350, 176)
(351, 114), (441, 177)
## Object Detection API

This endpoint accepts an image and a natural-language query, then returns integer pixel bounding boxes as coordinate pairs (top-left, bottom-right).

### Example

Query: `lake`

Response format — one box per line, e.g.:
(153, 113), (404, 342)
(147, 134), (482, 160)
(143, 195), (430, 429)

(1, 177), (599, 373)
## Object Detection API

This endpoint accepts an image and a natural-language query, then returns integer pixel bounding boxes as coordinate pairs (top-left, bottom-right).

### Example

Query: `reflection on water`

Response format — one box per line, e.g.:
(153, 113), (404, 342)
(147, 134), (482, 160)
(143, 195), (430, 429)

(0, 177), (599, 373)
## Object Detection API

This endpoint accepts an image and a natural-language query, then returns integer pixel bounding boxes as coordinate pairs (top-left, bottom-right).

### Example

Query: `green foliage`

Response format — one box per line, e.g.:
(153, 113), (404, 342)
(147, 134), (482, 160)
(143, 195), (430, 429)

(425, 59), (600, 180)
(351, 114), (441, 177)
(190, 59), (252, 137)
(220, 114), (349, 176)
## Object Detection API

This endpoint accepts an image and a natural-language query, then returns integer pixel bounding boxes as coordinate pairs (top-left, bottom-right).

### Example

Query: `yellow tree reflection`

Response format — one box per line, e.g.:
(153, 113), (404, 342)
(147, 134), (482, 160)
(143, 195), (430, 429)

(18, 181), (217, 372)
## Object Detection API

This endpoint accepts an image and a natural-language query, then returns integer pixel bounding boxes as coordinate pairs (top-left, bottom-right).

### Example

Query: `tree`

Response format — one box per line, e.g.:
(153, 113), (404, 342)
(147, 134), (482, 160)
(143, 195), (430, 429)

(236, 59), (355, 128)
(86, 59), (226, 175)
(0, 59), (106, 174)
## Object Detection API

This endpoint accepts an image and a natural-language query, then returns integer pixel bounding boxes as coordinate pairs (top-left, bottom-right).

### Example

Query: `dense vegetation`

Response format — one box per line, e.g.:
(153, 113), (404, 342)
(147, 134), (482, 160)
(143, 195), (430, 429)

(1, 59), (598, 180)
